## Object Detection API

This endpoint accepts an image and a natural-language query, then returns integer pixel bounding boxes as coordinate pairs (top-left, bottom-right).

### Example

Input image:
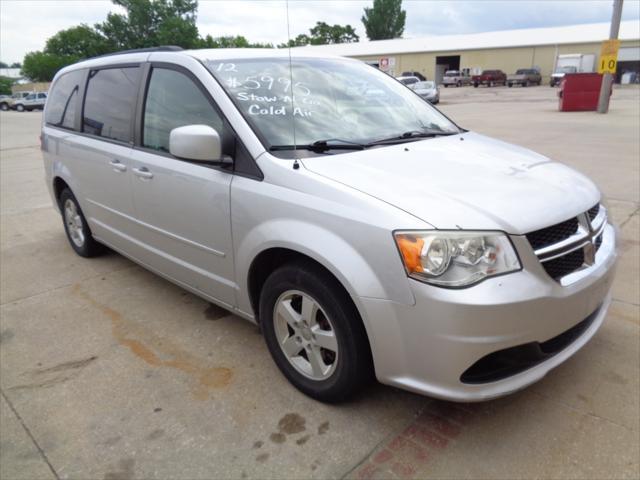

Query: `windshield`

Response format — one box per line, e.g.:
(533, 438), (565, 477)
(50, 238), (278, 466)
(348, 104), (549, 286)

(206, 57), (459, 148)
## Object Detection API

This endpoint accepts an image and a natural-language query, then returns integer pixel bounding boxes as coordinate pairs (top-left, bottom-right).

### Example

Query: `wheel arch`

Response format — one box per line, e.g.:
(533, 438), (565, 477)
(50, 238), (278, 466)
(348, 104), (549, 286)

(53, 176), (71, 208)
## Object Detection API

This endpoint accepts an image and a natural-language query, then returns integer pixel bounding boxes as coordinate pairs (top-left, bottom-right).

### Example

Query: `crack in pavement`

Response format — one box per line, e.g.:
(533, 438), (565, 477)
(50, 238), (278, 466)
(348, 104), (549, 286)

(0, 389), (60, 480)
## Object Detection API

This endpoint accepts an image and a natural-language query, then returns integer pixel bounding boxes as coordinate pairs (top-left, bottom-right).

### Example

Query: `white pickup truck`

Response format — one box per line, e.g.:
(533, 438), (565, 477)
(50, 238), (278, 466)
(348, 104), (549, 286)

(442, 70), (471, 87)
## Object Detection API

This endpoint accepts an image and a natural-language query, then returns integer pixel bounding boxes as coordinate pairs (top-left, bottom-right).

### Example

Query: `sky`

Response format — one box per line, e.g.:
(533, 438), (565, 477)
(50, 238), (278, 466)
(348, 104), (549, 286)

(1, 0), (639, 64)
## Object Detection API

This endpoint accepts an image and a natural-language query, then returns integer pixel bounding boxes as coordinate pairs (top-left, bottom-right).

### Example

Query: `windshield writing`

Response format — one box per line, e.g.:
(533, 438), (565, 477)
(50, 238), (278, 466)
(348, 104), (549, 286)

(206, 58), (459, 148)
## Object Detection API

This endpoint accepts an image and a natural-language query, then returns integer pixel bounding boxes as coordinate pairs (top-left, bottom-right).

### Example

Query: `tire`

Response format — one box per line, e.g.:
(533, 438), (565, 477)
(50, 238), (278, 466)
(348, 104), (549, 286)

(15, 104), (24, 112)
(508, 82), (512, 88)
(489, 81), (494, 87)
(473, 83), (479, 88)
(259, 262), (373, 402)
(456, 81), (461, 87)
(524, 81), (530, 87)
(59, 188), (104, 257)
(0, 103), (8, 111)
(444, 84), (448, 88)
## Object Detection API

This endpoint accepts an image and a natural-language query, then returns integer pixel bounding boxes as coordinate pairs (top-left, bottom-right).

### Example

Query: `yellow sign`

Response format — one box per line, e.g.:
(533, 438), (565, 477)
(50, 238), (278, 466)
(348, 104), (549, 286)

(598, 39), (621, 74)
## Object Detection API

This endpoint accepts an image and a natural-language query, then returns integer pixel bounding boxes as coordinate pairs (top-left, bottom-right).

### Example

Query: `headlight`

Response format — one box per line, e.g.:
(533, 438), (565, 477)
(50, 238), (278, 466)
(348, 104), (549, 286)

(394, 231), (521, 287)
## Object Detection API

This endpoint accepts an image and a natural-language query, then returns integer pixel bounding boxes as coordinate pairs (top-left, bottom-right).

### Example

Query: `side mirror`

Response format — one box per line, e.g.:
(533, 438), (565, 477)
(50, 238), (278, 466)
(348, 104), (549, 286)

(169, 125), (231, 164)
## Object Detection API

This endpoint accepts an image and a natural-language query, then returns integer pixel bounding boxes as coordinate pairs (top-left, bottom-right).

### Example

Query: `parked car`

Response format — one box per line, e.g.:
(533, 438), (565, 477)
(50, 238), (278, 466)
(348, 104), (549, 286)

(0, 91), (32, 111)
(43, 48), (617, 403)
(550, 66), (578, 87)
(410, 80), (439, 104)
(13, 92), (47, 111)
(472, 70), (507, 87)
(396, 75), (421, 86)
(442, 70), (471, 87)
(507, 69), (542, 87)
(400, 71), (426, 81)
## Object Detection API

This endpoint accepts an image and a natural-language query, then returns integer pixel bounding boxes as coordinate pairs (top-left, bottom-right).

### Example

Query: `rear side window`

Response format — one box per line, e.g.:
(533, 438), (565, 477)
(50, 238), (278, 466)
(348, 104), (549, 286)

(142, 68), (223, 153)
(83, 67), (140, 143)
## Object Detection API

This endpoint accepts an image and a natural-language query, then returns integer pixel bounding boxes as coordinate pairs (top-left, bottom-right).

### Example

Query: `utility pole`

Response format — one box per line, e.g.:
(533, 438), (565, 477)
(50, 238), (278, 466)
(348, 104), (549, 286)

(597, 0), (624, 113)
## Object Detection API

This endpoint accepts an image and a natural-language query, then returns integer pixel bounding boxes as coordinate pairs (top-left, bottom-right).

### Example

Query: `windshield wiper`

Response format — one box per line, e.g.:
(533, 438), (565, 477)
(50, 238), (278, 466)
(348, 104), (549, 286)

(270, 139), (366, 152)
(367, 130), (458, 146)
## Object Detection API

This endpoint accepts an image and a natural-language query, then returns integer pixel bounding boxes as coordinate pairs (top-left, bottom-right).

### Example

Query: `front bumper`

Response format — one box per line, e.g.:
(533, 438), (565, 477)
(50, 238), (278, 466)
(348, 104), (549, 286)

(420, 94), (439, 103)
(360, 223), (617, 401)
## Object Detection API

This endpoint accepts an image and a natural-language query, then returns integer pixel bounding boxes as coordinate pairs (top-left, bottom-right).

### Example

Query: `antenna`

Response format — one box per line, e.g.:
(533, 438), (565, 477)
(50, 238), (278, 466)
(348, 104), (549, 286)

(285, 0), (298, 155)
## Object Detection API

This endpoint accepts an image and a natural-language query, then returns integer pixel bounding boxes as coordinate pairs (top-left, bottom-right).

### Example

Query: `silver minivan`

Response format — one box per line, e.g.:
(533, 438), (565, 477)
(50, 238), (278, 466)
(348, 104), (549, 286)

(42, 47), (617, 402)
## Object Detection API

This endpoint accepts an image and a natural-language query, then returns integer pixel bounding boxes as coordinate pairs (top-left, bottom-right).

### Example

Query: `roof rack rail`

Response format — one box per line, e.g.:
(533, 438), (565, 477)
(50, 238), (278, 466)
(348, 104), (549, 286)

(94, 46), (183, 59)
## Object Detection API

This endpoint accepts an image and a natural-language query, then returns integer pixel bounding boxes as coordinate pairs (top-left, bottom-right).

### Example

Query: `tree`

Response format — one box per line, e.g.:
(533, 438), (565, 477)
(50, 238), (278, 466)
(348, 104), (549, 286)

(96, 0), (201, 50)
(200, 35), (272, 49)
(278, 34), (312, 48)
(45, 25), (112, 59)
(0, 76), (14, 95)
(0, 62), (7, 68)
(309, 22), (359, 44)
(361, 0), (406, 40)
(19, 0), (276, 81)
(21, 51), (74, 82)
(10, 62), (21, 68)
(278, 21), (359, 48)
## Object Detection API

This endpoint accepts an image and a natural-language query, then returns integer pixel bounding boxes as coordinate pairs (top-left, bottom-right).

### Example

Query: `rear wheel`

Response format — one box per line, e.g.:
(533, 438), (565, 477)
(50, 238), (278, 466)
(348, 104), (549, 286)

(456, 81), (461, 87)
(489, 81), (494, 87)
(15, 104), (24, 112)
(474, 82), (479, 88)
(59, 188), (104, 257)
(0, 102), (8, 111)
(508, 82), (513, 88)
(260, 262), (373, 402)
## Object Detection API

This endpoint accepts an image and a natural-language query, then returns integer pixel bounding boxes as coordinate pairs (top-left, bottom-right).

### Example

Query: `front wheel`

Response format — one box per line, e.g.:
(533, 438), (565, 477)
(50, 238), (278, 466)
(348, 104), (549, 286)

(508, 82), (513, 88)
(260, 262), (373, 402)
(0, 103), (8, 111)
(473, 82), (479, 88)
(15, 104), (24, 112)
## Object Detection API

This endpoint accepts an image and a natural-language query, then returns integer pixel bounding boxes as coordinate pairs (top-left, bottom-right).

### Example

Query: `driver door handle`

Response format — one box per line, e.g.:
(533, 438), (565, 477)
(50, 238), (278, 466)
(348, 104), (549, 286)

(109, 159), (127, 172)
(133, 166), (154, 179)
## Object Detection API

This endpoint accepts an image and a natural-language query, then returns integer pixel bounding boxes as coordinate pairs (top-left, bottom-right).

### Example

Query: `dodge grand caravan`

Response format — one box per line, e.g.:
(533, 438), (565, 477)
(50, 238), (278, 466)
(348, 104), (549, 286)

(42, 47), (617, 402)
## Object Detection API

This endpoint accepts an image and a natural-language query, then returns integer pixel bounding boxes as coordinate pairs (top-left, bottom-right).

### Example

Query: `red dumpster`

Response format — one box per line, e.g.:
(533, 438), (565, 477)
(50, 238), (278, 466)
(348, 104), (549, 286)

(558, 73), (610, 111)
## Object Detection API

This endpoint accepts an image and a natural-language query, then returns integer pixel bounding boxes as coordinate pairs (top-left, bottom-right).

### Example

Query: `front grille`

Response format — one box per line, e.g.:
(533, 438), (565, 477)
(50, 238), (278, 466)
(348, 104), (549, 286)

(525, 217), (579, 250)
(525, 203), (606, 283)
(595, 233), (603, 251)
(542, 248), (585, 280)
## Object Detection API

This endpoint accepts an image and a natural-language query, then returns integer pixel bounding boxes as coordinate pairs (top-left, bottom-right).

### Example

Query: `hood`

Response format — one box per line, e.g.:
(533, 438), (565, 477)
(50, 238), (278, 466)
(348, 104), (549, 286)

(301, 132), (600, 234)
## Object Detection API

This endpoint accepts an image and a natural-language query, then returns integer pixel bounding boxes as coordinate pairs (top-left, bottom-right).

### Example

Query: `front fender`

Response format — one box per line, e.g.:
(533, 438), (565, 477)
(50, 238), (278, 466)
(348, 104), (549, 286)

(235, 218), (415, 318)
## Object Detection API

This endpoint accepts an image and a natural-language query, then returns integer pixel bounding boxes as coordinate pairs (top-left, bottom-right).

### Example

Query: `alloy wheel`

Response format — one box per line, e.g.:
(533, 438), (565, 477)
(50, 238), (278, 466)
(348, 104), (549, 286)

(64, 199), (85, 248)
(273, 290), (338, 381)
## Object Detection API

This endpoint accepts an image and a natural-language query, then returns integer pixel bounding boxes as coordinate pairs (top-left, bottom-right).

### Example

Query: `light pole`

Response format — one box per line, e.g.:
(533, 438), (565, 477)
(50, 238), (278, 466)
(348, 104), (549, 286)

(597, 0), (624, 113)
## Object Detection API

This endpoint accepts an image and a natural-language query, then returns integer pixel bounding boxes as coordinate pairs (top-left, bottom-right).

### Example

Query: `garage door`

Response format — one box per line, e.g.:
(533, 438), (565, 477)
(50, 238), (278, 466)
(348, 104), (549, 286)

(618, 47), (640, 62)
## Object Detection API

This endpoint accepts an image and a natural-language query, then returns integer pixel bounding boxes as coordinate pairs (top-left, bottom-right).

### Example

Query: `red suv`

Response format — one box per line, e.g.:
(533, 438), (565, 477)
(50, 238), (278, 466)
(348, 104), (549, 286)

(472, 70), (507, 87)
